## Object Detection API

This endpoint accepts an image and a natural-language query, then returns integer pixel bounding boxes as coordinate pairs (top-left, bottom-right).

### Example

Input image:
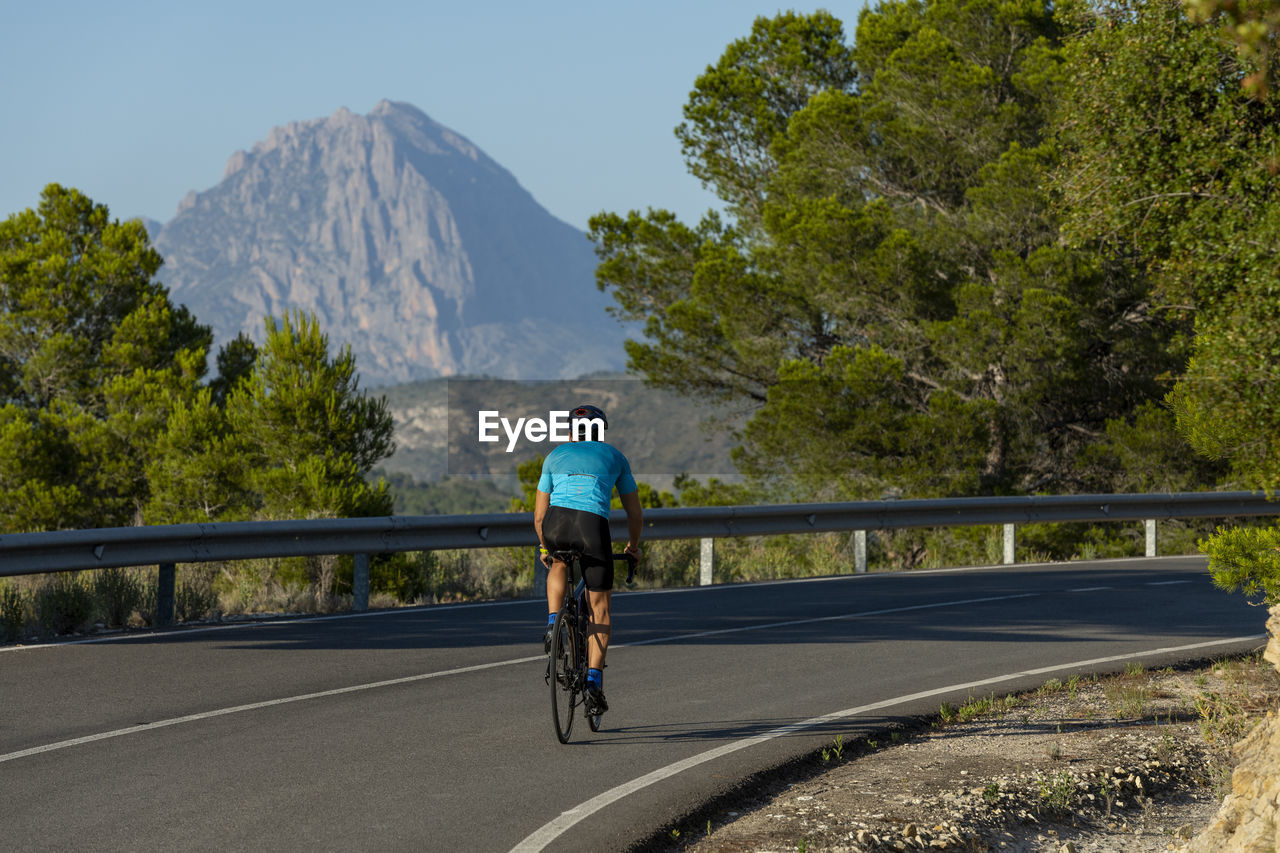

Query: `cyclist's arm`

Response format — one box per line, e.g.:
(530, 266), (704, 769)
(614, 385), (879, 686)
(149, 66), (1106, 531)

(619, 490), (643, 560)
(533, 489), (551, 548)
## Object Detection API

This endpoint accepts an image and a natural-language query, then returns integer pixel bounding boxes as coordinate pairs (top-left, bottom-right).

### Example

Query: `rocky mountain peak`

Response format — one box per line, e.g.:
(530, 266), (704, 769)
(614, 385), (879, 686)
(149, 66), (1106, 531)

(154, 101), (625, 385)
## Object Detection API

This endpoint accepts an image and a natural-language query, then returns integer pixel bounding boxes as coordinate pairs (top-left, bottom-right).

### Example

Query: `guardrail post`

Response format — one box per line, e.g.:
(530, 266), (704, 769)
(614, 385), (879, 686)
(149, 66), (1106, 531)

(156, 563), (176, 628)
(353, 553), (370, 611)
(854, 530), (867, 573)
(700, 538), (714, 586)
(1003, 524), (1016, 565)
(1145, 519), (1157, 557)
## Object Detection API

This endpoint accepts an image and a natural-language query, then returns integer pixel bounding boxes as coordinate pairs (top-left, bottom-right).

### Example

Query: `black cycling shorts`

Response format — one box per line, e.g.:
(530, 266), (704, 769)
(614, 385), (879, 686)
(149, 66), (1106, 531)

(542, 505), (614, 591)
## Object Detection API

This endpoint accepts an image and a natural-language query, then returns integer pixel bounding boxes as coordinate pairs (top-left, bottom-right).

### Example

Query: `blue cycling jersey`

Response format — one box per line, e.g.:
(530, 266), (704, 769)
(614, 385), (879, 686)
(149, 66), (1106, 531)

(537, 441), (638, 518)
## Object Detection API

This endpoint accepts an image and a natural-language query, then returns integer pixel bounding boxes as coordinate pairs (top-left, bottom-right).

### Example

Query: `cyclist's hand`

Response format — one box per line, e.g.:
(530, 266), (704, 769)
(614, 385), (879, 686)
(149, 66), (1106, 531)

(622, 545), (641, 590)
(540, 551), (553, 568)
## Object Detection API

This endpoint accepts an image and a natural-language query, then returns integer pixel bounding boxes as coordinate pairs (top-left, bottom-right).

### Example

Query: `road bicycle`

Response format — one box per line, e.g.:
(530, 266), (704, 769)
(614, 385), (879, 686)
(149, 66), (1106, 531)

(546, 549), (637, 744)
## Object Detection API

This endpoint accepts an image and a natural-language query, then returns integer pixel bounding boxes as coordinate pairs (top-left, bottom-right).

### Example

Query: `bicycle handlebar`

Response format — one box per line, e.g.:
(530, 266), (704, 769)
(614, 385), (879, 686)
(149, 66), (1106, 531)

(613, 552), (639, 589)
(545, 549), (640, 589)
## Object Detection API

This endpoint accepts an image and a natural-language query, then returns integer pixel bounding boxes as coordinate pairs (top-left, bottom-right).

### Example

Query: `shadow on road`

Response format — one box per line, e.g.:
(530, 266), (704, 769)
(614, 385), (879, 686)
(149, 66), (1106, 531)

(42, 562), (1247, 657)
(586, 716), (857, 745)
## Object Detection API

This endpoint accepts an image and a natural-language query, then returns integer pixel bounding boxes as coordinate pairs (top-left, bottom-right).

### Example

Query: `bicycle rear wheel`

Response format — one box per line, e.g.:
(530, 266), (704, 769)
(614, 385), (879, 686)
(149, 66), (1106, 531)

(550, 609), (578, 743)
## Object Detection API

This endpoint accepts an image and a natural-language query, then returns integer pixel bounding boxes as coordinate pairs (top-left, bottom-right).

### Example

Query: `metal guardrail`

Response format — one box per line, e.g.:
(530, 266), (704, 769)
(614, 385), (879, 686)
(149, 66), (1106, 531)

(2, 491), (1276, 624)
(1, 491), (1275, 576)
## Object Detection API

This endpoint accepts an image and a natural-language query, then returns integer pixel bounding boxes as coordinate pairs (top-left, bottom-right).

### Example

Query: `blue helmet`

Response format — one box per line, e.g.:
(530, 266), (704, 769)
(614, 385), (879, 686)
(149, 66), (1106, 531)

(570, 404), (608, 430)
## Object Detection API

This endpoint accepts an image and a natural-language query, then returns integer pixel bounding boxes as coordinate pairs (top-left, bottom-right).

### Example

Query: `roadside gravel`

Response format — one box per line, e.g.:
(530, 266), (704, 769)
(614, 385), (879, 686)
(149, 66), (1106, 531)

(643, 652), (1280, 853)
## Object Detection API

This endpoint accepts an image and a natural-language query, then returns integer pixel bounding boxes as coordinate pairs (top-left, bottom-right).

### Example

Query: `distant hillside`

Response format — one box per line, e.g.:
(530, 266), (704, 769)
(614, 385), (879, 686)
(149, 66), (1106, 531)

(378, 373), (745, 492)
(153, 100), (627, 385)
(377, 470), (512, 515)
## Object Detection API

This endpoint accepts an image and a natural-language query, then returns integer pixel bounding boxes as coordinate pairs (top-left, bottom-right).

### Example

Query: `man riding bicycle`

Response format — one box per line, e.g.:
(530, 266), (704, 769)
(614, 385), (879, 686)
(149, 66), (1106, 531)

(534, 404), (643, 715)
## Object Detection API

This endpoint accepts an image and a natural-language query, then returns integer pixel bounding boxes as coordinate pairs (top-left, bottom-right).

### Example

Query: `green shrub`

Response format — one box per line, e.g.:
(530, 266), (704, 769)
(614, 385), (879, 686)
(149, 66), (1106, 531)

(477, 547), (536, 599)
(93, 568), (144, 628)
(1202, 522), (1280, 603)
(421, 551), (472, 602)
(1036, 771), (1078, 815)
(645, 539), (700, 587)
(35, 573), (96, 635)
(1, 582), (25, 642)
(378, 551), (477, 604)
(216, 559), (269, 612)
(369, 552), (442, 602)
(136, 571), (157, 626)
(176, 567), (219, 622)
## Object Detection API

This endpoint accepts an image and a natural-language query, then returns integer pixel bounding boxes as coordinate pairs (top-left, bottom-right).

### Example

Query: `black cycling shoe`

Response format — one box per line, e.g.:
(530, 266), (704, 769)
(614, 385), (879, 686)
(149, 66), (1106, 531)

(584, 682), (609, 714)
(543, 623), (555, 654)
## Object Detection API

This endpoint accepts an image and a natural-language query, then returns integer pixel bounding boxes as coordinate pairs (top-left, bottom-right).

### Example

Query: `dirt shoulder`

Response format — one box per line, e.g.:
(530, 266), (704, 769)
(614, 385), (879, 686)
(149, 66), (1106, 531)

(641, 652), (1280, 853)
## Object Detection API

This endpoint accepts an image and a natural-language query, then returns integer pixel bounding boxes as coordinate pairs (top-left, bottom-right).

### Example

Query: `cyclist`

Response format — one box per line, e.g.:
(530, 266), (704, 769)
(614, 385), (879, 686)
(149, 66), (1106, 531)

(534, 404), (643, 715)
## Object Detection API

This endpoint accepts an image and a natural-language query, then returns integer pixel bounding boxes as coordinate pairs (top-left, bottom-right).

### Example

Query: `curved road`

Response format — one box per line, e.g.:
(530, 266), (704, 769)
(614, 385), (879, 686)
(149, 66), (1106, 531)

(0, 555), (1263, 852)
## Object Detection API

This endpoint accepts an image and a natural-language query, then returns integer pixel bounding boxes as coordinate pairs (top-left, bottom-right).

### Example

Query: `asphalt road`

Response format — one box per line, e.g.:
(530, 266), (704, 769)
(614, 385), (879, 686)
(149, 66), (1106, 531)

(0, 555), (1264, 852)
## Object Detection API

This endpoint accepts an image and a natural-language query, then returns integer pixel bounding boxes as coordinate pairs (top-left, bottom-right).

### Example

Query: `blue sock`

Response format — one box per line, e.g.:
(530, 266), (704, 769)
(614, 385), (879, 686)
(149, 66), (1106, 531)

(587, 668), (603, 688)
(546, 613), (556, 626)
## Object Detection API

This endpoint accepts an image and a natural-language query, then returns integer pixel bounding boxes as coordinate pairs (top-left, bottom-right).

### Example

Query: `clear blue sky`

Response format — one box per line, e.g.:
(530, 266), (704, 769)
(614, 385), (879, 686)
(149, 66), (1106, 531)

(1, 1), (868, 232)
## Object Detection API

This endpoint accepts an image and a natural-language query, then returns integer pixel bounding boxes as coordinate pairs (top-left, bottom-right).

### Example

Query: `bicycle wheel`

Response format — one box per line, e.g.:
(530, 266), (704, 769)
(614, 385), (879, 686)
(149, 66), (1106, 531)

(549, 608), (578, 743)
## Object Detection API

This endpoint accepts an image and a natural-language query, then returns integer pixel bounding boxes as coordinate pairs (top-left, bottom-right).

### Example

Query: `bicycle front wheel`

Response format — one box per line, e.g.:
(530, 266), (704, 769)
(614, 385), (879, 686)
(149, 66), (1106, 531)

(549, 609), (578, 743)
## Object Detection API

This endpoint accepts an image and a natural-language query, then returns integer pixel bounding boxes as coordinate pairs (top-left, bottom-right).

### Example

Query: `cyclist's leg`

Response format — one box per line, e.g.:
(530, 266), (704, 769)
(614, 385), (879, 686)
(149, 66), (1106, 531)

(564, 507), (614, 676)
(581, 514), (615, 671)
(546, 558), (567, 617)
(542, 506), (577, 618)
(585, 588), (612, 669)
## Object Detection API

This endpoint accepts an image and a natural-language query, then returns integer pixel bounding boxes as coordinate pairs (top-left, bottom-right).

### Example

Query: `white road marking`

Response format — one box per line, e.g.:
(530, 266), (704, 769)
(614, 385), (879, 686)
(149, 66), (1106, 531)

(0, 656), (542, 765)
(0, 592), (1038, 764)
(1148, 581), (1192, 586)
(1070, 586), (1111, 592)
(620, 594), (1036, 647)
(510, 634), (1265, 853)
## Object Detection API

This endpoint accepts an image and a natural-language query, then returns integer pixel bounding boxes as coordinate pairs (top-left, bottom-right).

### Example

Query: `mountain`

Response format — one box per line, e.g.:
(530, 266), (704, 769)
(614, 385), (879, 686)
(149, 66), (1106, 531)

(153, 100), (627, 384)
(138, 217), (164, 241)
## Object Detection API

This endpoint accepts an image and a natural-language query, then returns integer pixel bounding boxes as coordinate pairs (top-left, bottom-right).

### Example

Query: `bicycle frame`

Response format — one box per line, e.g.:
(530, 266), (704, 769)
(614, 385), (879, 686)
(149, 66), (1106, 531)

(551, 553), (592, 687)
(546, 550), (636, 743)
